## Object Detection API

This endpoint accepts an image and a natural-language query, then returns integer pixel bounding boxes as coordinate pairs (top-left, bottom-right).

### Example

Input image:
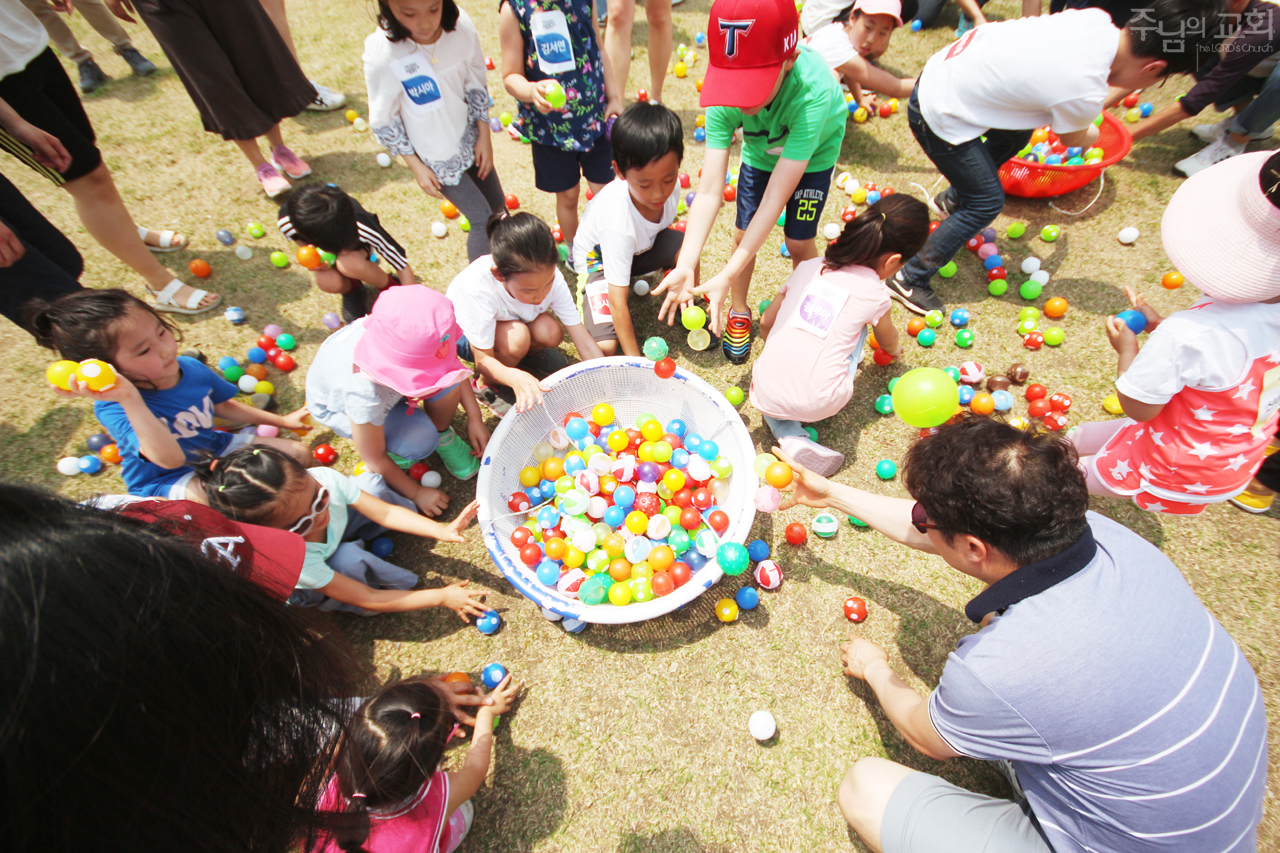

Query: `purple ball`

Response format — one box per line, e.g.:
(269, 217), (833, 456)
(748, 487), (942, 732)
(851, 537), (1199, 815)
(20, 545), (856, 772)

(980, 227), (997, 243)
(322, 312), (342, 330)
(685, 191), (695, 207)
(637, 461), (661, 483)
(604, 115), (616, 140)
(489, 117), (503, 133)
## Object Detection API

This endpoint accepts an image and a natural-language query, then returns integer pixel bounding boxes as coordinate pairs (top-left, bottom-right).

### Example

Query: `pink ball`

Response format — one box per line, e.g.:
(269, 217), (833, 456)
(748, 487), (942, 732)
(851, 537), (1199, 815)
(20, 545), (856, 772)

(754, 485), (781, 513)
(263, 324), (283, 338)
(322, 313), (342, 330)
(754, 559), (783, 589)
(256, 424), (279, 438)
(977, 242), (998, 260)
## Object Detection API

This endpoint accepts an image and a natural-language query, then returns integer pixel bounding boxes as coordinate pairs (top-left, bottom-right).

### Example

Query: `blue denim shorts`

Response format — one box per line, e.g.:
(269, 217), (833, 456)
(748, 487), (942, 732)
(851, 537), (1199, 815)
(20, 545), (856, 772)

(735, 163), (834, 241)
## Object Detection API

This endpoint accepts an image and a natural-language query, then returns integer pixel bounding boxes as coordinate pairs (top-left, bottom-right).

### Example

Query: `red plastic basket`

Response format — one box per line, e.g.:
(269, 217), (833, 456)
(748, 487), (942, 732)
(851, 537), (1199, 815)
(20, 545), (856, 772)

(998, 112), (1133, 199)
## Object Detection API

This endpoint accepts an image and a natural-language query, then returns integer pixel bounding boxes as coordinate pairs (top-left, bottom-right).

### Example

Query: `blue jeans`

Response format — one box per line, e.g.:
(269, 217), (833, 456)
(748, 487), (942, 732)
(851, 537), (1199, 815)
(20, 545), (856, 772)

(1216, 66), (1280, 137)
(901, 83), (1032, 293)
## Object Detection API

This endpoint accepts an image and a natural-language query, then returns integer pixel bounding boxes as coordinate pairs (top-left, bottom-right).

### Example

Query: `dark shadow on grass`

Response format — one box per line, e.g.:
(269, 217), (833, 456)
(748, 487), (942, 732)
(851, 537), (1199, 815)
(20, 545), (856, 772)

(0, 405), (88, 490)
(466, 745), (567, 852)
(86, 65), (175, 104)
(618, 827), (732, 853)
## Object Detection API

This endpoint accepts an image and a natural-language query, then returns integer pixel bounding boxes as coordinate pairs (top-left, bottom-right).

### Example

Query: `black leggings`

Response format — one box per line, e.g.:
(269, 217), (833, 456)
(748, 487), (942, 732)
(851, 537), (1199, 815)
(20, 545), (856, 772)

(0, 171), (84, 334)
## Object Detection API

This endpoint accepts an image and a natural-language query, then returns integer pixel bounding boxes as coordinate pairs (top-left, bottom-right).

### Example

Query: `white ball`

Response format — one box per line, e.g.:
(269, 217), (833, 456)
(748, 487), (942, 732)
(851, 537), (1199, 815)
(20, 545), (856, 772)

(633, 279), (650, 296)
(57, 456), (82, 476)
(562, 617), (587, 633)
(1021, 256), (1041, 274)
(235, 245), (253, 260)
(823, 223), (842, 240)
(237, 374), (258, 393)
(845, 178), (861, 194)
(431, 221), (448, 238)
(754, 559), (783, 589)
(353, 117), (368, 132)
(1118, 226), (1140, 244)
(749, 710), (777, 741)
(835, 171), (852, 188)
(540, 606), (563, 621)
(376, 152), (392, 168)
(1030, 270), (1050, 286)
(420, 470), (442, 488)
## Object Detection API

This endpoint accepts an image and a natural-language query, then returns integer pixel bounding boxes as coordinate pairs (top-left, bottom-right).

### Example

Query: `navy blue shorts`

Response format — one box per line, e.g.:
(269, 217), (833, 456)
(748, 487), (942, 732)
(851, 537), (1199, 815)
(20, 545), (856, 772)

(531, 135), (615, 193)
(734, 163), (833, 241)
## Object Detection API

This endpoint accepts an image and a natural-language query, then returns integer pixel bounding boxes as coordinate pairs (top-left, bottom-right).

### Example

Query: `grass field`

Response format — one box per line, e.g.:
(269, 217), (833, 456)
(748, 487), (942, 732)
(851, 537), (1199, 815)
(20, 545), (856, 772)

(1, 1), (1276, 849)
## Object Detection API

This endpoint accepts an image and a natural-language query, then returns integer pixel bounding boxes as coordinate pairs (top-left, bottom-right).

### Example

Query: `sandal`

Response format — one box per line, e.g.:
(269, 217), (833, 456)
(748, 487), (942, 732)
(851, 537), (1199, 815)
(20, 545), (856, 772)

(139, 226), (189, 253)
(149, 278), (221, 315)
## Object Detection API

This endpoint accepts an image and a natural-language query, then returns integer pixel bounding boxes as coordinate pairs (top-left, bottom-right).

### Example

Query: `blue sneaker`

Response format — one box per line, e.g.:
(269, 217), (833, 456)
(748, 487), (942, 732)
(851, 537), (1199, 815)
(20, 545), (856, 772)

(955, 14), (973, 37)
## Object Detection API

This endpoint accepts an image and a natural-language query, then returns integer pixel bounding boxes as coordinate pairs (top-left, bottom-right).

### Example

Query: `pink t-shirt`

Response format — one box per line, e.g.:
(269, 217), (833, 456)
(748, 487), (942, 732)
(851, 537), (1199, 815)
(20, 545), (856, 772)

(314, 771), (457, 853)
(749, 258), (890, 423)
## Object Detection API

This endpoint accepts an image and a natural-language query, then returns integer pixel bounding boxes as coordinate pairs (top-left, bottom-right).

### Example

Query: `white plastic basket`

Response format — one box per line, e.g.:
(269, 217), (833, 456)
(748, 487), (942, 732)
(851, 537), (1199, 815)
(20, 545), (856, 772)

(476, 357), (757, 624)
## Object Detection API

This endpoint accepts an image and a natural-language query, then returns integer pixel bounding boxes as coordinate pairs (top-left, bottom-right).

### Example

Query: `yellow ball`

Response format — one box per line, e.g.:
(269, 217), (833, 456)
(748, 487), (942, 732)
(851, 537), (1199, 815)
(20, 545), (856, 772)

(1125, 108), (1141, 123)
(46, 360), (80, 391)
(564, 546), (586, 568)
(715, 598), (739, 622)
(608, 581), (633, 606)
(637, 441), (656, 462)
(592, 402), (614, 426)
(76, 359), (117, 391)
(640, 420), (663, 442)
(1103, 394), (1126, 416)
(674, 62), (687, 78)
(519, 466), (541, 487)
(254, 381), (275, 395)
(344, 109), (358, 123)
(853, 107), (869, 123)
(603, 533), (625, 557)
(625, 511), (649, 534)
(695, 114), (705, 128)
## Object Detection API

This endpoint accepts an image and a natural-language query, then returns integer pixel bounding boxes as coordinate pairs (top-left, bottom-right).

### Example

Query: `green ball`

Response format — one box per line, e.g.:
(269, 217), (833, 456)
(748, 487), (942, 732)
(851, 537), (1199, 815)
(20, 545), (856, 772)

(1007, 222), (1026, 239)
(558, 244), (569, 261)
(1020, 280), (1044, 300)
(275, 333), (296, 351)
(776, 211), (786, 227)
(875, 459), (898, 480)
(1093, 113), (1104, 126)
(924, 310), (944, 328)
(758, 299), (771, 315)
(804, 425), (819, 442)
(812, 511), (840, 537)
(716, 542), (750, 575)
(955, 329), (975, 348)
(681, 305), (707, 330)
(848, 515), (869, 527)
(545, 81), (566, 109)
(725, 386), (745, 405)
(1044, 327), (1065, 346)
(887, 377), (899, 393)
(1018, 307), (1040, 322)
(890, 367), (960, 429)
(642, 336), (669, 361)
(1016, 318), (1038, 335)
(875, 393), (894, 414)
(943, 366), (961, 382)
(223, 365), (245, 383)
(1040, 225), (1060, 242)
(938, 261), (958, 278)
(247, 222), (266, 238)
(320, 251), (337, 266)
(459, 215), (471, 233)
(270, 251), (289, 268)
(917, 328), (937, 347)
(636, 412), (656, 427)
(668, 528), (691, 554)
(988, 279), (1008, 296)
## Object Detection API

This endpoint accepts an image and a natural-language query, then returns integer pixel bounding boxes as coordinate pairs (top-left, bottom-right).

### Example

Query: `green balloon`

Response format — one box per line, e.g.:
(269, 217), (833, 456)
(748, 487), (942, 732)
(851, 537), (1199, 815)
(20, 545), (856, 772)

(891, 367), (960, 428)
(275, 333), (296, 351)
(1020, 280), (1044, 300)
(988, 278), (1008, 296)
(223, 365), (245, 383)
(1006, 222), (1026, 239)
(545, 81), (567, 109)
(1044, 327), (1065, 346)
(938, 261), (958, 278)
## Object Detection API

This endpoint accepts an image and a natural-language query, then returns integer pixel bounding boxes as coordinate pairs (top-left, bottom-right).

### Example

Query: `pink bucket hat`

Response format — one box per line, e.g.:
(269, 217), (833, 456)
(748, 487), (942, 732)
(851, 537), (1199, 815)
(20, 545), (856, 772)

(352, 286), (472, 399)
(1162, 150), (1280, 303)
(853, 0), (904, 27)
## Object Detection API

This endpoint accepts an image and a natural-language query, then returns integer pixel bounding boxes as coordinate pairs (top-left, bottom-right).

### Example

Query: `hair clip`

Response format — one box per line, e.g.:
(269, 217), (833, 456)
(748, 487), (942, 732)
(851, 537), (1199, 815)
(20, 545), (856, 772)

(351, 792), (366, 800)
(439, 333), (451, 342)
(218, 485), (226, 492)
(209, 459), (219, 471)
(252, 448), (260, 456)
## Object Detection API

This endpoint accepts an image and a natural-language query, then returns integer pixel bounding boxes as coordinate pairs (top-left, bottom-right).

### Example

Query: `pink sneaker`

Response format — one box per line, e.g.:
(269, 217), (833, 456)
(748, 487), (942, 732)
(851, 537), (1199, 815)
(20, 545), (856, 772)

(271, 145), (312, 179)
(256, 162), (291, 198)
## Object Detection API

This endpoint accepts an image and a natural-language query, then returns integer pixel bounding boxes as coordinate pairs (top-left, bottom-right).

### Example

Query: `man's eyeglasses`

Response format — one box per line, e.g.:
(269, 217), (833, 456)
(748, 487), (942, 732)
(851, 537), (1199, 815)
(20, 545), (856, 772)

(911, 502), (938, 535)
(288, 484), (330, 536)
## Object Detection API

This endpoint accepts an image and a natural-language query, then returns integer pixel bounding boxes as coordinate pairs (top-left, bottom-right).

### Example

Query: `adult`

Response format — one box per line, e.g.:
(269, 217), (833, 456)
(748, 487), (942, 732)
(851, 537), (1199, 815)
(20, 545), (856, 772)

(0, 2), (218, 313)
(772, 419), (1267, 853)
(0, 170), (84, 332)
(1122, 0), (1280, 176)
(20, 0), (156, 92)
(256, 0), (346, 111)
(603, 0), (673, 105)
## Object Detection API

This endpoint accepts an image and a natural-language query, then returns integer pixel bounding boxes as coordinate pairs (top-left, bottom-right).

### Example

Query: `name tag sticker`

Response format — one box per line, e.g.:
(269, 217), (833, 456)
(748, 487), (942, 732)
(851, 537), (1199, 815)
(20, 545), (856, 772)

(397, 56), (443, 115)
(789, 279), (849, 339)
(532, 10), (576, 75)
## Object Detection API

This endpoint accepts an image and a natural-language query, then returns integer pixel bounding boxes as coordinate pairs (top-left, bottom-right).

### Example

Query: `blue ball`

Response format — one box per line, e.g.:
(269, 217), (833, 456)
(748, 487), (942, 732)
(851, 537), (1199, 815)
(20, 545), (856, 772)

(217, 356), (239, 372)
(736, 586), (760, 610)
(671, 448), (691, 469)
(369, 250), (379, 264)
(667, 418), (687, 437)
(224, 307), (245, 324)
(538, 480), (557, 499)
(747, 539), (770, 562)
(684, 548), (709, 571)
(910, 18), (922, 30)
(983, 254), (1003, 271)
(697, 440), (719, 461)
(957, 384), (975, 405)
(613, 485), (635, 509)
(565, 417), (589, 441)
(247, 347), (267, 363)
(694, 127), (706, 142)
(563, 455), (585, 474)
(477, 612), (502, 636)
(370, 537), (394, 558)
(949, 308), (970, 327)
(215, 228), (236, 246)
(866, 191), (881, 205)
(992, 389), (1015, 411)
(779, 242), (790, 258)
(78, 455), (102, 474)
(1117, 309), (1148, 334)
(604, 505), (625, 528)
(563, 618), (587, 633)
(695, 31), (706, 45)
(536, 560), (560, 586)
(1044, 154), (1062, 165)
(1066, 146), (1083, 159)
(481, 661), (507, 687)
(536, 506), (559, 529)
(1140, 102), (1153, 117)
(684, 433), (703, 453)
(86, 433), (113, 452)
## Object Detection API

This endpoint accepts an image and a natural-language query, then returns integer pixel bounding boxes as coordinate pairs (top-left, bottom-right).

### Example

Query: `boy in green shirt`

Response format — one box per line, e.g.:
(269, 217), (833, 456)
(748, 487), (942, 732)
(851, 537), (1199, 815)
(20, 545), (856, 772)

(655, 0), (847, 363)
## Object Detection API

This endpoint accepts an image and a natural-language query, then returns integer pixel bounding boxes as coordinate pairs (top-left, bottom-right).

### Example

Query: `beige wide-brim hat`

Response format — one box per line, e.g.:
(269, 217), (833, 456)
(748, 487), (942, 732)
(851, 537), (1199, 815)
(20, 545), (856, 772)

(1162, 150), (1280, 303)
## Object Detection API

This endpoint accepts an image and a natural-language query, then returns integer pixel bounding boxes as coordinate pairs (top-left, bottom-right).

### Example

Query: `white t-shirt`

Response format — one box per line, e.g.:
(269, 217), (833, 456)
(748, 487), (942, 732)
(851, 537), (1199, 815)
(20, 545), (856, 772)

(802, 22), (857, 71)
(800, 0), (852, 36)
(1116, 298), (1280, 404)
(918, 9), (1118, 145)
(572, 177), (677, 287)
(0, 1), (49, 80)
(445, 255), (580, 351)
(305, 321), (405, 434)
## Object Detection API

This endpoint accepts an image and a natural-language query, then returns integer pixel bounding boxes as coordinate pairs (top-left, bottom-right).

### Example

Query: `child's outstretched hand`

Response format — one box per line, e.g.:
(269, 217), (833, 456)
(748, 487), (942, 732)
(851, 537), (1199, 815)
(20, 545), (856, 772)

(441, 499), (481, 543)
(510, 369), (550, 414)
(1104, 316), (1140, 360)
(53, 368), (139, 405)
(1124, 284), (1164, 331)
(654, 268), (696, 325)
(279, 406), (312, 431)
(482, 672), (521, 715)
(467, 418), (490, 457)
(772, 445), (836, 511)
(440, 580), (488, 622)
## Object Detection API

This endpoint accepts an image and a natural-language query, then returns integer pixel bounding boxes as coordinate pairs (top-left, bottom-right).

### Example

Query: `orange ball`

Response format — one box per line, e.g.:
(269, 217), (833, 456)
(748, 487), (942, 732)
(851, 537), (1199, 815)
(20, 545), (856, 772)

(608, 558), (633, 582)
(906, 317), (926, 337)
(99, 443), (122, 464)
(443, 671), (472, 683)
(1043, 297), (1069, 319)
(245, 363), (268, 380)
(970, 392), (995, 416)
(1161, 271), (1184, 290)
(867, 330), (880, 349)
(541, 456), (564, 481)
(188, 259), (211, 278)
(1030, 128), (1049, 144)
(765, 461), (794, 489)
(297, 245), (322, 269)
(441, 200), (460, 219)
(544, 537), (567, 561)
(648, 544), (675, 573)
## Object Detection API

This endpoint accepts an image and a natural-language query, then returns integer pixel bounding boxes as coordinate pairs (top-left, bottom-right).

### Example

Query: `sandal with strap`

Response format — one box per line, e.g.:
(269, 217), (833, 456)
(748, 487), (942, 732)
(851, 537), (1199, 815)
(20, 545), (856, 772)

(149, 278), (221, 315)
(139, 226), (189, 253)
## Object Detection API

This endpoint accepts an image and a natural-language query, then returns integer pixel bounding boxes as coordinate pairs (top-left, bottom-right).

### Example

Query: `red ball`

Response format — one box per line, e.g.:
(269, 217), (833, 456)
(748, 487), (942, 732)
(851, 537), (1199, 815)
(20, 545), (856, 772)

(1043, 411), (1069, 431)
(692, 488), (714, 510)
(966, 236), (983, 252)
(707, 510), (729, 534)
(671, 488), (693, 507)
(864, 182), (877, 192)
(1023, 331), (1044, 350)
(1027, 398), (1052, 418)
(562, 411), (585, 426)
(654, 357), (676, 378)
(409, 462), (430, 481)
(1025, 383), (1048, 401)
(1049, 392), (1073, 412)
(504, 194), (520, 210)
(880, 187), (895, 196)
(507, 492), (531, 513)
(785, 522), (807, 545)
(313, 444), (338, 465)
(987, 267), (1007, 281)
(844, 595), (868, 623)
(672, 221), (687, 232)
(671, 562), (692, 587)
(485, 55), (495, 70)
(873, 348), (894, 366)
(634, 492), (662, 517)
(879, 103), (893, 118)
(637, 88), (648, 102)
(928, 221), (941, 233)
(273, 354), (296, 372)
(723, 185), (737, 202)
(267, 347), (283, 360)
(661, 433), (683, 449)
(510, 527), (532, 548)
(257, 335), (276, 350)
(519, 542), (542, 566)
(652, 571), (675, 596)
(1123, 92), (1140, 108)
(842, 205), (857, 222)
(680, 506), (703, 530)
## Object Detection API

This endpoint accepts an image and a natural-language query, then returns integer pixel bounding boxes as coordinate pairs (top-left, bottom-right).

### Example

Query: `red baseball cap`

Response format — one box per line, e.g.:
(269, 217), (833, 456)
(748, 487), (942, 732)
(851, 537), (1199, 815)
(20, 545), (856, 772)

(701, 0), (800, 110)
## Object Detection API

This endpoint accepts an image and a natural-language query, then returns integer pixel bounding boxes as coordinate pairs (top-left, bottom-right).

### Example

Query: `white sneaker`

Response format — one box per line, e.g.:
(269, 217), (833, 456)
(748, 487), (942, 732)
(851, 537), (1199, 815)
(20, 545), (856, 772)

(1190, 116), (1275, 143)
(1174, 135), (1248, 178)
(306, 81), (346, 111)
(778, 435), (844, 478)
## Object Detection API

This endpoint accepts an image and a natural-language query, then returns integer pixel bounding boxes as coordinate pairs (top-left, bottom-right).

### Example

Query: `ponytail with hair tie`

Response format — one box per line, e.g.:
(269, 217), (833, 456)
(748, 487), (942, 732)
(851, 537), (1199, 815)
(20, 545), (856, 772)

(823, 194), (930, 273)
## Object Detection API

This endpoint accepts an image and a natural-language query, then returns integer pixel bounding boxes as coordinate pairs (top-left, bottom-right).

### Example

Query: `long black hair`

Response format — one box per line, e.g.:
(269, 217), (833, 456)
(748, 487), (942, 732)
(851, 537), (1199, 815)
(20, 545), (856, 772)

(312, 677), (456, 852)
(0, 482), (359, 853)
(486, 211), (559, 279)
(195, 445), (311, 528)
(824, 194), (929, 272)
(377, 0), (460, 41)
(25, 287), (179, 364)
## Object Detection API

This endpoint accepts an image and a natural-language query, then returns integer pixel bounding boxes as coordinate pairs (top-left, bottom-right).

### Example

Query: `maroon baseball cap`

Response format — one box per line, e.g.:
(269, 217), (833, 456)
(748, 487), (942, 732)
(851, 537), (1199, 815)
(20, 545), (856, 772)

(701, 0), (800, 110)
(118, 500), (304, 601)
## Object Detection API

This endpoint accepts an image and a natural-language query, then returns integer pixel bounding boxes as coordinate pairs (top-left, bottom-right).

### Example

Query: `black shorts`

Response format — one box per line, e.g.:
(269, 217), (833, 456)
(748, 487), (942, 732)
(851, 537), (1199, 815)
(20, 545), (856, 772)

(0, 48), (101, 184)
(580, 228), (683, 342)
(532, 134), (615, 193)
(735, 162), (833, 242)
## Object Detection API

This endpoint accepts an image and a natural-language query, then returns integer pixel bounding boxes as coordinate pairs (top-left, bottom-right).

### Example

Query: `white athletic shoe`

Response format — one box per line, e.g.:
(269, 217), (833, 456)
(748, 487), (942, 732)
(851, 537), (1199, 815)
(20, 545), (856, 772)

(1174, 135), (1248, 178)
(306, 81), (346, 111)
(1190, 116), (1275, 143)
(778, 435), (844, 478)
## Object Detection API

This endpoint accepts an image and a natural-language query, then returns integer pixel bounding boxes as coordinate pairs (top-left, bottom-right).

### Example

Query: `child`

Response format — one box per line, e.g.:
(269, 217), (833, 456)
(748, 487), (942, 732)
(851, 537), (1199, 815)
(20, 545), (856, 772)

(364, 0), (507, 261)
(29, 289), (311, 501)
(498, 0), (621, 248)
(279, 184), (416, 322)
(885, 1), (1219, 315)
(573, 102), (691, 357)
(751, 195), (928, 475)
(310, 672), (520, 852)
(655, 0), (848, 364)
(802, 0), (917, 114)
(448, 213), (604, 414)
(1070, 150), (1280, 514)
(305, 286), (487, 518)
(197, 445), (487, 616)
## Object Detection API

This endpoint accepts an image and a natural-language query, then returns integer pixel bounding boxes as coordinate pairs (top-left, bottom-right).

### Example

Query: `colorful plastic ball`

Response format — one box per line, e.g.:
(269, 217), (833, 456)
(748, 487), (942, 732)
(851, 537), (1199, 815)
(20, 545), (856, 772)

(1025, 383), (1048, 401)
(1161, 271), (1184, 290)
(694, 127), (706, 142)
(872, 348), (894, 366)
(269, 251), (289, 269)
(970, 392), (995, 416)
(504, 194), (520, 210)
(56, 456), (81, 476)
(254, 381), (275, 395)
(992, 389), (1015, 411)
(875, 394), (894, 414)
(1117, 309), (1147, 334)
(246, 347), (267, 364)
(988, 279), (1008, 296)
(1103, 394), (1125, 415)
(1043, 327), (1065, 346)
(313, 444), (338, 465)
(1028, 398), (1052, 418)
(1043, 297), (1068, 319)
(256, 424), (280, 438)
(76, 359), (117, 391)
(717, 542), (749, 576)
(891, 367), (960, 428)
(1040, 225), (1060, 242)
(754, 485), (781, 513)
(590, 403), (615, 427)
(784, 522), (807, 546)
(721, 385), (745, 406)
(366, 537), (394, 559)
(1023, 331), (1045, 350)
(812, 512), (840, 538)
(875, 459), (897, 480)
(924, 310), (944, 328)
(982, 254), (1004, 271)
(1049, 392), (1073, 412)
(274, 354), (297, 371)
(1016, 318), (1038, 336)
(707, 510), (729, 535)
(938, 261), (958, 278)
(764, 461), (793, 488)
(271, 333), (295, 351)
(917, 328), (937, 347)
(681, 305), (707, 330)
(949, 308), (970, 327)
(1007, 222), (1026, 239)
(223, 365), (245, 383)
(955, 329), (975, 348)
(77, 455), (103, 474)
(215, 228), (236, 246)
(481, 661), (507, 687)
(643, 336), (669, 361)
(1019, 280), (1044, 300)
(715, 598), (739, 622)
(188, 258), (212, 278)
(87, 433), (113, 452)
(958, 384), (975, 405)
(244, 363), (268, 381)
(987, 267), (1007, 281)
(99, 444), (121, 464)
(323, 312), (342, 330)
(843, 595), (868, 623)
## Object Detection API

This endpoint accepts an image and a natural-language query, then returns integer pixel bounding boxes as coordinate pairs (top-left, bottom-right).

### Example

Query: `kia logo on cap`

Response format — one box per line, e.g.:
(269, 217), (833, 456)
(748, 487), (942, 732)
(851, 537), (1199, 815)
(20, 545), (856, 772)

(718, 19), (754, 57)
